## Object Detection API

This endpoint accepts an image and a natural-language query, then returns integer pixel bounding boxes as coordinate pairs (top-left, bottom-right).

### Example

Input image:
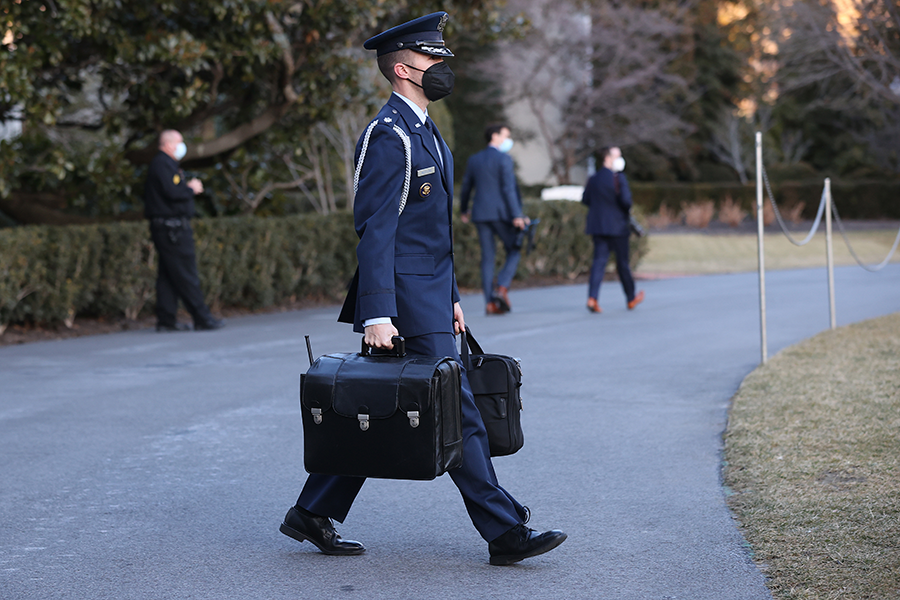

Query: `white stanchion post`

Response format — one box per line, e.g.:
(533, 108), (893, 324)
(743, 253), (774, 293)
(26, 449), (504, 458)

(825, 178), (836, 330)
(755, 131), (767, 364)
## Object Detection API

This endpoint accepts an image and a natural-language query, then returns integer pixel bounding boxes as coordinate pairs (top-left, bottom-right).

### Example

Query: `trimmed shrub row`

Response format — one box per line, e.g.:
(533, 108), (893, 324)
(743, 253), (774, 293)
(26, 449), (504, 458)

(629, 180), (900, 220)
(0, 201), (647, 331)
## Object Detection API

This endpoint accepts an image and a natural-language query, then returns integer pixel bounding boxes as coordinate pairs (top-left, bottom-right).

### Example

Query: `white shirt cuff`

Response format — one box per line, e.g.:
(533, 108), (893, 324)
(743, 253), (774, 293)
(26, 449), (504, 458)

(363, 317), (393, 327)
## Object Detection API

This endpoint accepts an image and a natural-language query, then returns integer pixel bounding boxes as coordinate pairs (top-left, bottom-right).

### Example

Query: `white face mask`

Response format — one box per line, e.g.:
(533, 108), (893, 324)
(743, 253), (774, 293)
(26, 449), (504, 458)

(612, 156), (625, 172)
(174, 142), (187, 161)
(498, 138), (514, 153)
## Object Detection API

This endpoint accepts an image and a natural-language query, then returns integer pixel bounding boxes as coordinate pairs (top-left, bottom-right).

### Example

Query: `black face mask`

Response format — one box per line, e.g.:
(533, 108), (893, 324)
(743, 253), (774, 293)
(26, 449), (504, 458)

(403, 61), (455, 101)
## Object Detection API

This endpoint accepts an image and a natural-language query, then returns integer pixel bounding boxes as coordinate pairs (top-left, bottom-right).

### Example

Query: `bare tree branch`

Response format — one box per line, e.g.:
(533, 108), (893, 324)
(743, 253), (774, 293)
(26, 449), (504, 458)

(487, 0), (696, 183)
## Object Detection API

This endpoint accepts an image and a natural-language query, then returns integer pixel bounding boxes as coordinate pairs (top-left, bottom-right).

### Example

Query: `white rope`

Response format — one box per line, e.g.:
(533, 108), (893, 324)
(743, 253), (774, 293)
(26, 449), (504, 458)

(830, 201), (900, 272)
(761, 163), (826, 246)
(353, 119), (412, 216)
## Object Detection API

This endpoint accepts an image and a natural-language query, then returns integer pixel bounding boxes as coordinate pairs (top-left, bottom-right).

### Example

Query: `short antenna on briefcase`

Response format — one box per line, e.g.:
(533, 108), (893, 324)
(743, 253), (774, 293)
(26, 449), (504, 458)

(304, 335), (315, 367)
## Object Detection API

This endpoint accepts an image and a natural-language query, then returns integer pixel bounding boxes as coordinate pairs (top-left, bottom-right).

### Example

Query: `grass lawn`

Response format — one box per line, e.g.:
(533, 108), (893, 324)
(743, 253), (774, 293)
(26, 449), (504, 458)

(638, 229), (900, 275)
(724, 313), (900, 599)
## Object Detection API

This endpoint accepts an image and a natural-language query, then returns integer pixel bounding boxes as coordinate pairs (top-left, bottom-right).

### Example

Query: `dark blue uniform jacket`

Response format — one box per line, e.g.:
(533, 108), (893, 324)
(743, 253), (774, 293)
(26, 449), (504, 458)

(459, 146), (522, 223)
(339, 95), (460, 337)
(581, 167), (632, 237)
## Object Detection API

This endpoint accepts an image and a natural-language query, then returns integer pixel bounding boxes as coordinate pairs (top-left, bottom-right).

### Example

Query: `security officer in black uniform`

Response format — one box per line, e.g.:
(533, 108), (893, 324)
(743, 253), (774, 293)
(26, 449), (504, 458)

(144, 129), (224, 332)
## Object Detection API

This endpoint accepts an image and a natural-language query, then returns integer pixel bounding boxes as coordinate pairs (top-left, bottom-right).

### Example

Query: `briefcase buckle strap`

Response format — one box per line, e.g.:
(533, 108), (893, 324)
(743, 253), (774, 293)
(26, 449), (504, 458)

(311, 408), (323, 424)
(353, 409), (418, 430)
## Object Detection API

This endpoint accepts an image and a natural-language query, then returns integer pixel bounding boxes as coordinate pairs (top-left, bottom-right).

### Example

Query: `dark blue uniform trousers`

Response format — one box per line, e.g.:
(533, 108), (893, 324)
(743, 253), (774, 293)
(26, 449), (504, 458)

(296, 332), (526, 542)
(476, 221), (521, 303)
(589, 233), (636, 302)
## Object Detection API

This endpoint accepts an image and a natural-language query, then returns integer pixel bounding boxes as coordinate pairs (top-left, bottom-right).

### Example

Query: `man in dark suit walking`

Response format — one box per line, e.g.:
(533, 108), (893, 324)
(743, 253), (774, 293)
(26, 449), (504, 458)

(278, 12), (565, 566)
(581, 146), (644, 313)
(460, 124), (527, 314)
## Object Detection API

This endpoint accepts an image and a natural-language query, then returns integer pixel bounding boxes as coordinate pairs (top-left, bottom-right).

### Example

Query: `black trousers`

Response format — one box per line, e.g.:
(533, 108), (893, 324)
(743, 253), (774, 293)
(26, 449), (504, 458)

(149, 223), (213, 327)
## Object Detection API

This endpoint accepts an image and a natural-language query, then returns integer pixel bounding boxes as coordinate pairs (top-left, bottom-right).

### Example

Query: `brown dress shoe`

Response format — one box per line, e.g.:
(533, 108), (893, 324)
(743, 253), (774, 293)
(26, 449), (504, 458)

(486, 301), (504, 315)
(496, 286), (512, 312)
(586, 298), (602, 313)
(627, 290), (645, 310)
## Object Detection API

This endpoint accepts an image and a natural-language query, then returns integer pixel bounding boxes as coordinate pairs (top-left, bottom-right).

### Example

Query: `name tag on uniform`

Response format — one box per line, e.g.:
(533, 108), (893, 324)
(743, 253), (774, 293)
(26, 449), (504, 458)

(417, 166), (436, 177)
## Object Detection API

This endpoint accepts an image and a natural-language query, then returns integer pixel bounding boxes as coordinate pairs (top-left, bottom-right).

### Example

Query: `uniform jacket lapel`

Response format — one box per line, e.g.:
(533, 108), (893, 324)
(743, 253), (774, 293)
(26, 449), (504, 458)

(388, 96), (449, 191)
(430, 123), (453, 193)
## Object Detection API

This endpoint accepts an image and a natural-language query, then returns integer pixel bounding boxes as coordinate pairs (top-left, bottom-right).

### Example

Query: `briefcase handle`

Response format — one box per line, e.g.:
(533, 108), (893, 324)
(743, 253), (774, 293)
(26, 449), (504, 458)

(459, 326), (486, 370)
(360, 335), (406, 357)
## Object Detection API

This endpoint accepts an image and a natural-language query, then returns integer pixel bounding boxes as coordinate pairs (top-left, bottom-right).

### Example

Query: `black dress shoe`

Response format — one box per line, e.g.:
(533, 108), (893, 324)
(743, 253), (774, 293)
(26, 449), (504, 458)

(156, 322), (191, 332)
(488, 524), (566, 566)
(279, 506), (365, 556)
(194, 318), (225, 331)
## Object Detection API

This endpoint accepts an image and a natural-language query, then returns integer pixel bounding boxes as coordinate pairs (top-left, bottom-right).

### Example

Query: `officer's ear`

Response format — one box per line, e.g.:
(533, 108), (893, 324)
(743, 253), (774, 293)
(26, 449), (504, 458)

(393, 62), (410, 82)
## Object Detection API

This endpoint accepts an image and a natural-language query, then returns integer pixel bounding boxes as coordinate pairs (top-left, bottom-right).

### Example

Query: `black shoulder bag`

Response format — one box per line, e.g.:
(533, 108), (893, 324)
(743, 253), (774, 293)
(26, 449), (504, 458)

(460, 327), (524, 457)
(615, 172), (645, 237)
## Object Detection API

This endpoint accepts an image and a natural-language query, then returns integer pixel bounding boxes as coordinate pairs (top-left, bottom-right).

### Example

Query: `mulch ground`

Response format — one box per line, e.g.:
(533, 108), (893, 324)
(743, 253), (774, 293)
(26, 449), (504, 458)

(0, 296), (337, 347)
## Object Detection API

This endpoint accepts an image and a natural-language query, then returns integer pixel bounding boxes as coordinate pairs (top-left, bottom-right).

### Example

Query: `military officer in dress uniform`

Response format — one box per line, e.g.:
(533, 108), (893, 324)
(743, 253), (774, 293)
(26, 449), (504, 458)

(279, 12), (566, 566)
(144, 130), (224, 331)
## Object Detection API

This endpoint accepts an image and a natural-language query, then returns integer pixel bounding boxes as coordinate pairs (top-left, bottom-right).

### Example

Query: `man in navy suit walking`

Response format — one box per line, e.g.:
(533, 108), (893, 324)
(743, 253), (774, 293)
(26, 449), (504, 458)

(581, 146), (644, 313)
(460, 124), (527, 314)
(278, 12), (565, 566)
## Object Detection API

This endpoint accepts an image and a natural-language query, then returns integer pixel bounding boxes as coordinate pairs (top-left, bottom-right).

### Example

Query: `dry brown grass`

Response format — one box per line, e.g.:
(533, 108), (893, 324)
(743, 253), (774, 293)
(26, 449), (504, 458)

(724, 313), (900, 599)
(638, 229), (900, 275)
(718, 195), (748, 227)
(785, 202), (806, 224)
(646, 203), (680, 229)
(682, 199), (715, 228)
(763, 199), (776, 225)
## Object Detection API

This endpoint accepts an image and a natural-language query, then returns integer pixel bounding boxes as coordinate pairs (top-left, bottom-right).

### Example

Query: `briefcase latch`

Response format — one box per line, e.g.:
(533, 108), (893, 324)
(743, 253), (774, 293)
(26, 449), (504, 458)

(311, 408), (323, 425)
(407, 411), (420, 428)
(358, 412), (370, 431)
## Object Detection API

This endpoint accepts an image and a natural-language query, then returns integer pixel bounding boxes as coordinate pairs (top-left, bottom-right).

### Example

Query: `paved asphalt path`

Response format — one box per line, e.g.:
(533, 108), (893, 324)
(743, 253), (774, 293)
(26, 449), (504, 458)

(2, 264), (898, 600)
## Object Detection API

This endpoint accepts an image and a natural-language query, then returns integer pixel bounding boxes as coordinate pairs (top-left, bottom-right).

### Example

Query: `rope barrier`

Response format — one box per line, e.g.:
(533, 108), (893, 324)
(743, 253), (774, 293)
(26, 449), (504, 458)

(830, 201), (900, 272)
(761, 160), (900, 270)
(754, 130), (897, 354)
(761, 164), (826, 246)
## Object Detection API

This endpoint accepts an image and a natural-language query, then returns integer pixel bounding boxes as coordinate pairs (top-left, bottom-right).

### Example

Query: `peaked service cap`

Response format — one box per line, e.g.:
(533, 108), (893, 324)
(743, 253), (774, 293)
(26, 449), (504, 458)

(363, 12), (454, 57)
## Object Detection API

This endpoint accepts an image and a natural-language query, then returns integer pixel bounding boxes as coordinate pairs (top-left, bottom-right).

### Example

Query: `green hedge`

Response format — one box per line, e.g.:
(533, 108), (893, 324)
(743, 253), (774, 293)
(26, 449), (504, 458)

(0, 201), (646, 331)
(629, 180), (900, 220)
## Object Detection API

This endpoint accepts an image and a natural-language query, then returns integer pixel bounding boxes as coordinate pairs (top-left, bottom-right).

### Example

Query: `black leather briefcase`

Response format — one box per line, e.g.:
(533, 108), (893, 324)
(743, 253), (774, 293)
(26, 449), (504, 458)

(300, 337), (463, 481)
(461, 327), (524, 457)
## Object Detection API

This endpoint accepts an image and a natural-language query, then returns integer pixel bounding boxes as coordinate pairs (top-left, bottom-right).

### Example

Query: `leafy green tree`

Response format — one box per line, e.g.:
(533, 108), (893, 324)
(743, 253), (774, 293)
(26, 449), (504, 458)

(0, 0), (512, 224)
